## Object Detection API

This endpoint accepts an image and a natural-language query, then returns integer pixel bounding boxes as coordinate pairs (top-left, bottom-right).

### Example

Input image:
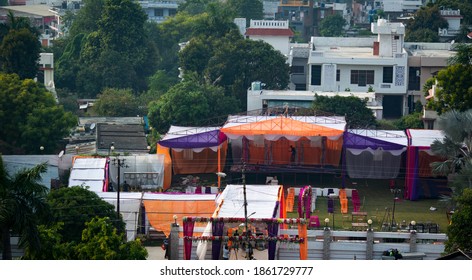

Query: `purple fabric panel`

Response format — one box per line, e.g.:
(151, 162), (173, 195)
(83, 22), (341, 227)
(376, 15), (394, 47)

(267, 222), (279, 260)
(211, 220), (225, 260)
(159, 130), (225, 149)
(183, 219), (195, 260)
(328, 198), (334, 213)
(304, 188), (312, 220)
(298, 187), (305, 218)
(344, 132), (405, 150)
(272, 201), (280, 218)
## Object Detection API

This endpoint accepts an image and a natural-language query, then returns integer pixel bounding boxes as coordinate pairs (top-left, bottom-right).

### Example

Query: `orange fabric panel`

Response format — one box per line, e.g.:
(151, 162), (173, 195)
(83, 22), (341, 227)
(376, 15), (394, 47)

(324, 137), (343, 166)
(298, 223), (308, 260)
(171, 143), (227, 175)
(299, 138), (322, 165)
(418, 151), (444, 177)
(157, 144), (172, 191)
(221, 116), (344, 137)
(286, 188), (295, 212)
(247, 140), (266, 164)
(143, 199), (216, 237)
(340, 198), (348, 214)
(271, 138), (292, 164)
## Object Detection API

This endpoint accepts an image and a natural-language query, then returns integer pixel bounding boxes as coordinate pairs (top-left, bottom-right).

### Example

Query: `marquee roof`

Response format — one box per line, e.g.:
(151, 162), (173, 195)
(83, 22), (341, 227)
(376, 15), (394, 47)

(407, 129), (445, 148)
(159, 126), (227, 149)
(221, 116), (345, 140)
(344, 129), (408, 150)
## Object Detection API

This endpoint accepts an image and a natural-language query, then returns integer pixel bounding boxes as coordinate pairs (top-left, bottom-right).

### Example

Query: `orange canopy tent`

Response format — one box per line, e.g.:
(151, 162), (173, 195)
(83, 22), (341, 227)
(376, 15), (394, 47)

(221, 116), (345, 166)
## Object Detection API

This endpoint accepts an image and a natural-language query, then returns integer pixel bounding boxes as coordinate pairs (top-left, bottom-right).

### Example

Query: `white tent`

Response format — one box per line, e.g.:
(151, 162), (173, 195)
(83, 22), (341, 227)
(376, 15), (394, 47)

(97, 192), (143, 241)
(68, 158), (107, 192)
(216, 184), (282, 218)
(109, 155), (165, 190)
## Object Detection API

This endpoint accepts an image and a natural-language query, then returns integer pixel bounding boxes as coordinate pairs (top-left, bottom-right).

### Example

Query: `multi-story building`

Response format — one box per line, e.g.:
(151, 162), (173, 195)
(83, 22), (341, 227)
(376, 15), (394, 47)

(244, 19), (294, 57)
(276, 0), (314, 42)
(138, 1), (182, 23)
(438, 9), (462, 42)
(307, 19), (408, 118)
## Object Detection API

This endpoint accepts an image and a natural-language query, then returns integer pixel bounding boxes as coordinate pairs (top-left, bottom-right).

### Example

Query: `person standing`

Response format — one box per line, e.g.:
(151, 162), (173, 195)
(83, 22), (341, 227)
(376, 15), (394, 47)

(290, 145), (296, 164)
(223, 245), (229, 260)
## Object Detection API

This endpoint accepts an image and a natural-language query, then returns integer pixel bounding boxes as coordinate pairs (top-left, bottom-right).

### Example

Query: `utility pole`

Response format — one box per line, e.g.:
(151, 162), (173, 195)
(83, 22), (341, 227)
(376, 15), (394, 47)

(242, 162), (252, 260)
(112, 158), (128, 225)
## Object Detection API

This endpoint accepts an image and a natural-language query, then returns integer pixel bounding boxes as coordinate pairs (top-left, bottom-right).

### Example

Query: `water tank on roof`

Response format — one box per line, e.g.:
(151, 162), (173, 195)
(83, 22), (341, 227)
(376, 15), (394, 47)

(251, 81), (262, 90)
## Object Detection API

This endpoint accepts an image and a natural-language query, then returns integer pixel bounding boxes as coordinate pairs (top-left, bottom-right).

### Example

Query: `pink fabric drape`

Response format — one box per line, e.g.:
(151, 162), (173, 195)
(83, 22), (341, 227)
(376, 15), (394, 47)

(183, 218), (195, 260)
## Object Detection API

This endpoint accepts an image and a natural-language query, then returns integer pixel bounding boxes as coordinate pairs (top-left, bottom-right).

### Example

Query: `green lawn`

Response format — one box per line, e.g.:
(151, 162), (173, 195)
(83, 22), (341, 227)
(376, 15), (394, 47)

(286, 177), (450, 233)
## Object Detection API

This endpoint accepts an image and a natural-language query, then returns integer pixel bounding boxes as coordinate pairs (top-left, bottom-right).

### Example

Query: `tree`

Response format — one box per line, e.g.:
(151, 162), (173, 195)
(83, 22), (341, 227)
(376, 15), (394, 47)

(405, 5), (448, 42)
(312, 95), (377, 128)
(445, 188), (472, 253)
(226, 0), (263, 25)
(94, 88), (140, 117)
(425, 44), (472, 114)
(75, 217), (147, 260)
(148, 74), (240, 133)
(430, 110), (472, 190)
(393, 113), (424, 130)
(0, 12), (41, 79)
(56, 0), (158, 97)
(435, 0), (472, 26)
(0, 73), (77, 154)
(178, 0), (218, 15)
(319, 14), (346, 37)
(46, 186), (124, 243)
(24, 218), (148, 260)
(0, 158), (49, 260)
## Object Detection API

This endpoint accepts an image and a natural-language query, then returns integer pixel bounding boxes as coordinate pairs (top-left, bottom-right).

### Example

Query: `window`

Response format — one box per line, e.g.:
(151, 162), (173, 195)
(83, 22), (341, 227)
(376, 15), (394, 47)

(394, 35), (400, 40)
(311, 65), (322, 85)
(350, 70), (374, 86)
(336, 69), (340, 81)
(291, 65), (304, 74)
(154, 8), (164, 17)
(408, 67), (421, 90)
(383, 67), (393, 83)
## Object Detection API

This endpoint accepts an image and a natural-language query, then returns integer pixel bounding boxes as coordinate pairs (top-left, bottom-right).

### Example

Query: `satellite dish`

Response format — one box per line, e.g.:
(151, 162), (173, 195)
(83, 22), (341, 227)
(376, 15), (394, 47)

(58, 150), (64, 158)
(90, 123), (96, 130)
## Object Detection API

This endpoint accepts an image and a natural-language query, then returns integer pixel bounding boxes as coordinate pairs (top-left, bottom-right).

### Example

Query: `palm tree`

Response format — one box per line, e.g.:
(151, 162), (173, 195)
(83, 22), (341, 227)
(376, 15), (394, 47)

(0, 156), (49, 260)
(431, 109), (472, 197)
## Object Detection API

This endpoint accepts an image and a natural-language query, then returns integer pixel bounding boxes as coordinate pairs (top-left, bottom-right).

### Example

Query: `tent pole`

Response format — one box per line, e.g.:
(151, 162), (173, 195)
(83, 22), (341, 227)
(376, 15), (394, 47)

(218, 144), (221, 189)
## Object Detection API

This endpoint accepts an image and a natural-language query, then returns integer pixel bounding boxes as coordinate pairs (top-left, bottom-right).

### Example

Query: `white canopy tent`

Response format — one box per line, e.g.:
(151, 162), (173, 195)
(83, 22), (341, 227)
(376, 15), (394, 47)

(68, 158), (107, 192)
(109, 155), (165, 190)
(97, 192), (143, 241)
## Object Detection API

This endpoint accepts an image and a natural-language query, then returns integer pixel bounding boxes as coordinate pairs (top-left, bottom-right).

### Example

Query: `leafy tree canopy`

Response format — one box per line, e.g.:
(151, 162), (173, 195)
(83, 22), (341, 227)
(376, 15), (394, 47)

(311, 95), (377, 128)
(94, 88), (140, 117)
(425, 44), (472, 114)
(0, 73), (77, 154)
(46, 186), (125, 243)
(226, 0), (263, 25)
(0, 158), (49, 260)
(148, 74), (240, 133)
(405, 5), (448, 42)
(435, 0), (472, 25)
(446, 188), (472, 253)
(319, 14), (346, 37)
(0, 12), (41, 79)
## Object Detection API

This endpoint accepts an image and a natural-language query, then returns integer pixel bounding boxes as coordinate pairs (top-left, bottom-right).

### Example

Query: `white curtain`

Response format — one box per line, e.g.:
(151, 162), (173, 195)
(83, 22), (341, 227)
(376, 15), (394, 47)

(346, 148), (405, 179)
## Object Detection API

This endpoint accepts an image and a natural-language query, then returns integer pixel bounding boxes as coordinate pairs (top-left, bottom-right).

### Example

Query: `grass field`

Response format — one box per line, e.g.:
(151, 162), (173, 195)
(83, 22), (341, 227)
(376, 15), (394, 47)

(285, 176), (451, 233)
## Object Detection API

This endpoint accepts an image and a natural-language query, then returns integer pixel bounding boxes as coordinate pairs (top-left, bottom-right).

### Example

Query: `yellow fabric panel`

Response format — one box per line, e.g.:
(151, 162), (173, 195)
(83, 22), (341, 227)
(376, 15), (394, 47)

(171, 142), (227, 175)
(325, 137), (343, 166)
(143, 199), (216, 237)
(157, 144), (172, 191)
(221, 116), (344, 137)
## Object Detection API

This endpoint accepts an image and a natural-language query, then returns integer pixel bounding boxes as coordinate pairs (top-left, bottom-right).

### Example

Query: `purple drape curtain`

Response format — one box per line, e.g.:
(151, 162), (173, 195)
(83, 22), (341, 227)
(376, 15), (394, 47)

(298, 187), (305, 218)
(272, 201), (280, 218)
(211, 220), (225, 260)
(304, 188), (312, 220)
(267, 222), (279, 260)
(183, 218), (195, 260)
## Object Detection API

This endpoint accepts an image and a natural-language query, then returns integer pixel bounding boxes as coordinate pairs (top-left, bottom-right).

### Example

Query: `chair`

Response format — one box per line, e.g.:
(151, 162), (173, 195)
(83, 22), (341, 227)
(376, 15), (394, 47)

(309, 216), (320, 229)
(195, 186), (202, 194)
(328, 198), (334, 213)
(340, 198), (348, 214)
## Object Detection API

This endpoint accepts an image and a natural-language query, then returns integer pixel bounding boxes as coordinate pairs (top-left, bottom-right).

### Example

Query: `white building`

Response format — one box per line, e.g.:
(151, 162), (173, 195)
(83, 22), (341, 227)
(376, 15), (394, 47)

(138, 1), (182, 23)
(245, 19), (294, 57)
(374, 0), (423, 13)
(438, 9), (462, 40)
(38, 52), (58, 102)
(307, 19), (408, 118)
